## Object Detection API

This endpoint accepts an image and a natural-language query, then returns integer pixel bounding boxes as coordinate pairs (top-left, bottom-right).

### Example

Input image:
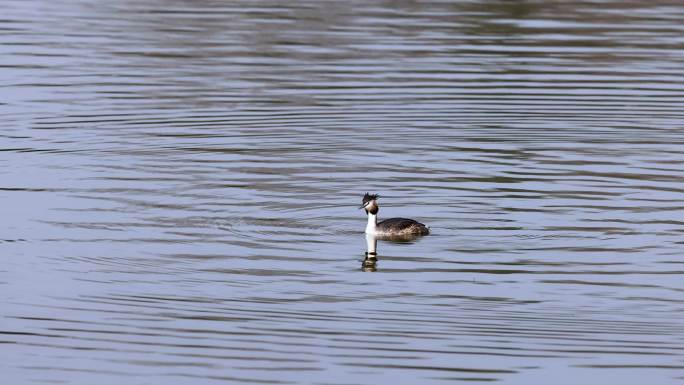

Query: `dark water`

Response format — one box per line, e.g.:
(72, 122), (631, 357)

(3, 1), (684, 384)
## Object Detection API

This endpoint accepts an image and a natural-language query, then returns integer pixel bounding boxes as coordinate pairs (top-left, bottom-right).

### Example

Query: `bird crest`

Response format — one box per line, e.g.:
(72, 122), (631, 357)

(362, 192), (379, 205)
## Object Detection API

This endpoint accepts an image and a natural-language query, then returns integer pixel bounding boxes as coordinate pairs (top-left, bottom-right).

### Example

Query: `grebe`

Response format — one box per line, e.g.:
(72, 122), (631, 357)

(359, 193), (429, 237)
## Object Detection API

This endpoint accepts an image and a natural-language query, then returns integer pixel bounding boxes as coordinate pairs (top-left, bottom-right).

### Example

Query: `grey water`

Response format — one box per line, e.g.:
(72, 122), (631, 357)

(2, 0), (684, 384)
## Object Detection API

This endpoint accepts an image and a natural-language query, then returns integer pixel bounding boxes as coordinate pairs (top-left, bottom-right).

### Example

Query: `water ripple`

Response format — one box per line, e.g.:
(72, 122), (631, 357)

(3, 0), (684, 384)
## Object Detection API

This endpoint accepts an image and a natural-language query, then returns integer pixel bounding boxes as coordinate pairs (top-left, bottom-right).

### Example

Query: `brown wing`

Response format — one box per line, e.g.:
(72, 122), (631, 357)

(377, 218), (429, 235)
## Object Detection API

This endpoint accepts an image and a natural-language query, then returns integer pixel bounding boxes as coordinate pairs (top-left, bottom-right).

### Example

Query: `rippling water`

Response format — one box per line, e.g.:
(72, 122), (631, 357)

(3, 1), (684, 384)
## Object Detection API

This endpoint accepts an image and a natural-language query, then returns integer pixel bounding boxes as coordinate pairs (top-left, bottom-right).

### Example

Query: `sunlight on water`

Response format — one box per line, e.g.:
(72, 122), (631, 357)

(2, 1), (684, 384)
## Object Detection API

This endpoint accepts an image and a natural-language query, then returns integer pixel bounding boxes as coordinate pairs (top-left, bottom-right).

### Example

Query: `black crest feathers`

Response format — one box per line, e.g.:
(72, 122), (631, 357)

(362, 193), (379, 205)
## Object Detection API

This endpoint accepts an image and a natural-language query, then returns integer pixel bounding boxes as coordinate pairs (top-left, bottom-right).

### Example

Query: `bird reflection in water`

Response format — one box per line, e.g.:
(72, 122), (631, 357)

(361, 232), (424, 272)
(362, 233), (378, 272)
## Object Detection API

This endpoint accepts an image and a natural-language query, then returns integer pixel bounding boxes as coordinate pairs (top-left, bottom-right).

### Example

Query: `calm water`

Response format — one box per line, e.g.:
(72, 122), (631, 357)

(3, 1), (684, 384)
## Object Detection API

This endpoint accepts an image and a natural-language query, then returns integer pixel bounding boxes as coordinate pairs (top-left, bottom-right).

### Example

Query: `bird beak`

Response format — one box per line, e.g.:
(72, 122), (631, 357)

(359, 203), (367, 209)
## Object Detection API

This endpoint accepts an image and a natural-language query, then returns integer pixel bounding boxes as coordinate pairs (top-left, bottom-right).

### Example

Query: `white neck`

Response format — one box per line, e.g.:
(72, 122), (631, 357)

(365, 212), (377, 234)
(365, 233), (377, 255)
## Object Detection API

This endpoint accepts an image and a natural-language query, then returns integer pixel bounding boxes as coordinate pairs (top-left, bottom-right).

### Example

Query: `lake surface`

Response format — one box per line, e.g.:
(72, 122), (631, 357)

(3, 1), (684, 384)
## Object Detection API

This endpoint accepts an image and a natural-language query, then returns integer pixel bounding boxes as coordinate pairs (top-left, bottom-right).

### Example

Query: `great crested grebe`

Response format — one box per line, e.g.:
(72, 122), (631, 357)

(359, 193), (429, 237)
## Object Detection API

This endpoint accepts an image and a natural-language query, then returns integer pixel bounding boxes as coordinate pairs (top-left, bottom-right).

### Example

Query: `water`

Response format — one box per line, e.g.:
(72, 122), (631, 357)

(3, 0), (684, 384)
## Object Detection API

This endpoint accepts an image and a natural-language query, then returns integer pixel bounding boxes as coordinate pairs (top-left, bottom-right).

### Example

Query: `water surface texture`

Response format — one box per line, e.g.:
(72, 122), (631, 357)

(3, 1), (684, 384)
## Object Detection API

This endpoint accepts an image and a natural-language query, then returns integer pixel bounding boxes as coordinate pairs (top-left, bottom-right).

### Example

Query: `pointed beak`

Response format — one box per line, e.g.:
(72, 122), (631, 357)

(359, 203), (367, 209)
